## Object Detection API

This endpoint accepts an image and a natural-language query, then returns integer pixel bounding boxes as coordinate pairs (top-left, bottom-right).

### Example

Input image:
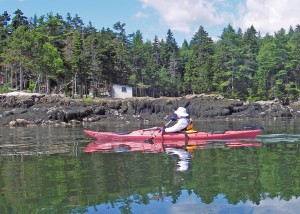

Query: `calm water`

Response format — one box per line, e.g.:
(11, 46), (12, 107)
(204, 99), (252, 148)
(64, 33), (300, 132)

(0, 118), (300, 214)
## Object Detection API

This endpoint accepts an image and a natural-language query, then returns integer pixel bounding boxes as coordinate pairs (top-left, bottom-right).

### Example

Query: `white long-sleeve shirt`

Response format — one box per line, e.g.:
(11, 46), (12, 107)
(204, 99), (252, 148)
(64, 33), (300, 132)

(164, 117), (189, 133)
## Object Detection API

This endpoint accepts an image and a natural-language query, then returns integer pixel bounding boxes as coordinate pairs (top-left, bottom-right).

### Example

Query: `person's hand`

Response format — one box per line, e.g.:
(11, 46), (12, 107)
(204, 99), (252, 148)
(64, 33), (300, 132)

(171, 116), (177, 121)
(160, 127), (165, 131)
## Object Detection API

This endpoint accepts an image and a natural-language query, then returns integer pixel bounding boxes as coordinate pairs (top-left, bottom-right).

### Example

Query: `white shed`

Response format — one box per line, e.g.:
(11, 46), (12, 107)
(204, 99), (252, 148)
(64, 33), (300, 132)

(111, 84), (133, 99)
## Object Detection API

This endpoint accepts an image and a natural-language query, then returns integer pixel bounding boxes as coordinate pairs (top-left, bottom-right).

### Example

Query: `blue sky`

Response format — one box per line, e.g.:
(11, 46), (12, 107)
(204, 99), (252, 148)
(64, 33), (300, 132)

(1, 0), (299, 44)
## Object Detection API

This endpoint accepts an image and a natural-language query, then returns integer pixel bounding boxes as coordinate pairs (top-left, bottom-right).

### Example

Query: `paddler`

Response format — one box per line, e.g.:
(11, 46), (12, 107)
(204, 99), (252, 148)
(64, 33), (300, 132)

(161, 107), (193, 133)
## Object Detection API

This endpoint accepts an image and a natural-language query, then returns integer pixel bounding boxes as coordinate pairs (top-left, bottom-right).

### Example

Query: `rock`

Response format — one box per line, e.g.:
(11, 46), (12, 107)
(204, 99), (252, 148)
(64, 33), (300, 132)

(9, 118), (30, 126)
(3, 111), (14, 117)
(2, 93), (300, 126)
(93, 106), (106, 115)
(12, 108), (28, 114)
(220, 108), (231, 116)
(9, 120), (16, 126)
(16, 118), (29, 125)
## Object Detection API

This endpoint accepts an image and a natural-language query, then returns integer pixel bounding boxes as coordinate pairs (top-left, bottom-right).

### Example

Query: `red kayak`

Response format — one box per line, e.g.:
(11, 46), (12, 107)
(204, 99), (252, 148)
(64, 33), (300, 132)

(83, 127), (262, 141)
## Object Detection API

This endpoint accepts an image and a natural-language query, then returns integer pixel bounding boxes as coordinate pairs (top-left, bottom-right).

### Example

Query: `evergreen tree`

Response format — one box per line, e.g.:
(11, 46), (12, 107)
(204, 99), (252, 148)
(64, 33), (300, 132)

(160, 29), (179, 65)
(0, 11), (11, 62)
(284, 27), (300, 100)
(273, 28), (289, 100)
(257, 35), (279, 99)
(184, 26), (215, 93)
(113, 22), (130, 84)
(147, 36), (164, 96)
(40, 42), (64, 93)
(213, 24), (243, 98)
(159, 29), (182, 96)
(11, 9), (29, 31)
(2, 26), (34, 91)
(128, 30), (147, 90)
(71, 30), (84, 97)
(1, 9), (300, 100)
(240, 25), (259, 99)
(97, 27), (118, 86)
(84, 22), (100, 94)
(0, 11), (11, 39)
(179, 40), (192, 93)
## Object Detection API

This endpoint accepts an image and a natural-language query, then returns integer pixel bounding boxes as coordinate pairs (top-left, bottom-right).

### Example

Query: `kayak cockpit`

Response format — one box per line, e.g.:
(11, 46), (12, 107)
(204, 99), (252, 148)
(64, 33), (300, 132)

(114, 131), (132, 135)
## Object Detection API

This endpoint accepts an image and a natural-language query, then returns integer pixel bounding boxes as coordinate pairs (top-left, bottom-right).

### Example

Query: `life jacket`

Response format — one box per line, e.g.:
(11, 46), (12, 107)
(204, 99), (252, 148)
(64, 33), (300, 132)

(179, 117), (195, 132)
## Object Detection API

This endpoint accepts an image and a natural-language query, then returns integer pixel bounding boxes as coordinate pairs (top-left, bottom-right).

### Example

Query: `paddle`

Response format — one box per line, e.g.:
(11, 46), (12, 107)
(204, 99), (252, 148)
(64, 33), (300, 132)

(144, 101), (191, 144)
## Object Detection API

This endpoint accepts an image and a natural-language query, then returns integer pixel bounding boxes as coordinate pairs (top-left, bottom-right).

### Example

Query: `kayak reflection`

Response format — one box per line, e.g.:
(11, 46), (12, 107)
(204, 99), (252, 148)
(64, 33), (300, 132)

(84, 140), (262, 171)
(85, 140), (165, 153)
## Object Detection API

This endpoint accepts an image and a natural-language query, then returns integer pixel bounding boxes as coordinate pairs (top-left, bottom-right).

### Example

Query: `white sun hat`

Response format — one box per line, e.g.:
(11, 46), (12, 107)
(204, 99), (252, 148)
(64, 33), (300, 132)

(174, 107), (189, 117)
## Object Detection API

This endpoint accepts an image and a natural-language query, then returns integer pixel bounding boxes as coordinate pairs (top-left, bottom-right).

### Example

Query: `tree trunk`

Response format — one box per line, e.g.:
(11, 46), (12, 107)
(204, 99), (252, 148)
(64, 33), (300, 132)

(85, 79), (88, 98)
(46, 76), (50, 94)
(71, 77), (74, 98)
(19, 66), (24, 91)
(10, 66), (13, 88)
(34, 74), (40, 93)
(80, 82), (83, 98)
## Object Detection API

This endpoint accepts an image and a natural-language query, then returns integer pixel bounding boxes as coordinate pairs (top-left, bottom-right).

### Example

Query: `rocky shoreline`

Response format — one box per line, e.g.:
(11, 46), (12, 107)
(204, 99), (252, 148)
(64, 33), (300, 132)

(1, 92), (300, 127)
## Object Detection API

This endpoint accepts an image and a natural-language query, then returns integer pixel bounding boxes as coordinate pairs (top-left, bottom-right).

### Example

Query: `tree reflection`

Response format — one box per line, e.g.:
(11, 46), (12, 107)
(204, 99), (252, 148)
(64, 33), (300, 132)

(0, 142), (300, 213)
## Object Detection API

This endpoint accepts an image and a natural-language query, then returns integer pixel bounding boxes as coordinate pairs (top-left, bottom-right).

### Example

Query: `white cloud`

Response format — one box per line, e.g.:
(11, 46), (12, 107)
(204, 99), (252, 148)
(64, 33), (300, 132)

(140, 0), (300, 38)
(236, 0), (300, 34)
(135, 11), (149, 19)
(140, 0), (232, 34)
(247, 196), (300, 214)
(170, 194), (300, 214)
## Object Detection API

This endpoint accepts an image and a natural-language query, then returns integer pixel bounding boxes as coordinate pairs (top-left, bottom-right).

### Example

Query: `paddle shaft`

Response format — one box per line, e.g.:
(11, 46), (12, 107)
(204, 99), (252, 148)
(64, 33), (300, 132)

(155, 119), (172, 136)
(144, 120), (172, 143)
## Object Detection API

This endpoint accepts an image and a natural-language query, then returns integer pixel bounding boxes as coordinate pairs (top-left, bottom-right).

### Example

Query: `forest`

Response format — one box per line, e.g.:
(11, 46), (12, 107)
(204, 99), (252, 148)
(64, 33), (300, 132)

(0, 9), (299, 101)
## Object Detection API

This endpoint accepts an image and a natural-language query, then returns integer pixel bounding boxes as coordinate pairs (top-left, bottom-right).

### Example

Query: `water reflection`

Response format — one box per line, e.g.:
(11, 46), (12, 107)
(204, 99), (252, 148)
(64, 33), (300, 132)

(0, 126), (87, 156)
(2, 119), (300, 213)
(260, 133), (300, 143)
(165, 148), (191, 171)
(84, 139), (262, 172)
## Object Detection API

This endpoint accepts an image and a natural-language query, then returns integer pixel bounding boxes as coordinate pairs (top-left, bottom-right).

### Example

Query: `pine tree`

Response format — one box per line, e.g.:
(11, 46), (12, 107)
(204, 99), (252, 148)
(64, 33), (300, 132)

(284, 27), (300, 101)
(11, 9), (29, 31)
(2, 26), (34, 91)
(112, 22), (131, 84)
(184, 26), (214, 94)
(213, 24), (243, 98)
(257, 35), (279, 99)
(240, 25), (259, 99)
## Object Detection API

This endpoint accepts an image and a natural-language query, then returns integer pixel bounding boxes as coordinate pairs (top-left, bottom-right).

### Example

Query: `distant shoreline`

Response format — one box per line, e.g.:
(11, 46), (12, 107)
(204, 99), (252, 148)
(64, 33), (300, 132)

(0, 92), (299, 127)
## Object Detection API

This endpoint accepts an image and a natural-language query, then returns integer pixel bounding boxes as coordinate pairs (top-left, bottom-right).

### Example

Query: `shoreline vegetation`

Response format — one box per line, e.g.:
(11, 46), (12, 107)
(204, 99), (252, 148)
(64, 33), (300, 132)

(0, 10), (299, 105)
(1, 92), (299, 127)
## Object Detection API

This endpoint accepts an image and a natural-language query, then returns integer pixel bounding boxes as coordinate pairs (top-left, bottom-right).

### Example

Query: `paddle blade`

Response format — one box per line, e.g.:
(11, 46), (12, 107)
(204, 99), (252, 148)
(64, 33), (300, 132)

(144, 138), (154, 144)
(184, 101), (191, 108)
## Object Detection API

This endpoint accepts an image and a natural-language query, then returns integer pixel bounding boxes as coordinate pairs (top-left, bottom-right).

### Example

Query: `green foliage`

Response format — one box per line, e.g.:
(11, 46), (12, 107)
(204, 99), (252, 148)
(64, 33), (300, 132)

(27, 82), (35, 92)
(0, 84), (10, 93)
(184, 26), (215, 94)
(0, 10), (299, 100)
(82, 96), (94, 103)
(41, 42), (63, 78)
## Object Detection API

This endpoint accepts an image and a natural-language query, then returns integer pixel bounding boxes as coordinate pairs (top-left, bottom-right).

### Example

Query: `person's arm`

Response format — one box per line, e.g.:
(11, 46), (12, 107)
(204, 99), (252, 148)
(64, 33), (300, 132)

(164, 119), (188, 133)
